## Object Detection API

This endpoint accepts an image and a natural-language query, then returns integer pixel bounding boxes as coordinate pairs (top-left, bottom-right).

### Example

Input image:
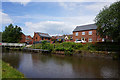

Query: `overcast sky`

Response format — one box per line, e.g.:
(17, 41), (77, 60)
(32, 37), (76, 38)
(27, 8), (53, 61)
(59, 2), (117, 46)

(0, 0), (117, 37)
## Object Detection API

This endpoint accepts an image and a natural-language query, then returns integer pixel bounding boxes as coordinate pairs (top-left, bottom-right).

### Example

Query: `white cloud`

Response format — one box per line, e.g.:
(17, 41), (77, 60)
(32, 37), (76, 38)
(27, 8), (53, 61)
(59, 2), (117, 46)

(61, 16), (95, 25)
(3, 0), (118, 2)
(59, 2), (78, 10)
(59, 2), (113, 12)
(85, 2), (112, 13)
(0, 11), (13, 25)
(22, 21), (75, 36)
(22, 15), (95, 36)
(9, 0), (31, 6)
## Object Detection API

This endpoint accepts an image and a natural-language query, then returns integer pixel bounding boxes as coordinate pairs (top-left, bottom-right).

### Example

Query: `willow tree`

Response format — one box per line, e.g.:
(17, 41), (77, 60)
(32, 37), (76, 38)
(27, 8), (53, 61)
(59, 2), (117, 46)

(95, 1), (120, 42)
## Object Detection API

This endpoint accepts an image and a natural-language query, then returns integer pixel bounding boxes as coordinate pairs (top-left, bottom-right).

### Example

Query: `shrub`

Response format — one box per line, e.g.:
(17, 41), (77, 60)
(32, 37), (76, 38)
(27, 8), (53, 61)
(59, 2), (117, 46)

(73, 43), (83, 49)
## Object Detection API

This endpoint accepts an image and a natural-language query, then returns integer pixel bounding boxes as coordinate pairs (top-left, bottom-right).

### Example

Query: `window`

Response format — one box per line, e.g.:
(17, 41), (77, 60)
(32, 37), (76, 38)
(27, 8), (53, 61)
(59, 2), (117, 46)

(89, 31), (92, 35)
(82, 32), (85, 35)
(89, 38), (92, 42)
(76, 32), (78, 36)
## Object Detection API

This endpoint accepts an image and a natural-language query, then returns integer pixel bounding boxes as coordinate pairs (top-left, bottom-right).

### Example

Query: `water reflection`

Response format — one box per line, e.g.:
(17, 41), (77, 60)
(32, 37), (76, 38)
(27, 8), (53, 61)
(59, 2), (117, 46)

(2, 51), (119, 78)
(2, 51), (21, 69)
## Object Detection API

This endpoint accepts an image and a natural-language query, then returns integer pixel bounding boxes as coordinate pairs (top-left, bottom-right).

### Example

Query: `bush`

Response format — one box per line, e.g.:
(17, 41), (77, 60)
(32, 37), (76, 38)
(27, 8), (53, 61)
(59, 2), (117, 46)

(94, 42), (120, 51)
(73, 43), (83, 49)
(55, 47), (64, 51)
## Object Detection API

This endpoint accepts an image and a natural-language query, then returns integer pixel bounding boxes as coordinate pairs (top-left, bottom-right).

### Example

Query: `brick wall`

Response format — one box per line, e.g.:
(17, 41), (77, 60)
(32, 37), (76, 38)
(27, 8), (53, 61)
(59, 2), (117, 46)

(33, 32), (51, 42)
(73, 29), (102, 42)
(33, 33), (41, 42)
(19, 33), (26, 43)
(26, 36), (33, 44)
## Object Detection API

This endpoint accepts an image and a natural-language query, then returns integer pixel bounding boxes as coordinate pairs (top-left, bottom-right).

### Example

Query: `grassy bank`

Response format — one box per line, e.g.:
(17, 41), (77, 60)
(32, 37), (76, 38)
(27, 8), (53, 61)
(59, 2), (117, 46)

(2, 60), (24, 78)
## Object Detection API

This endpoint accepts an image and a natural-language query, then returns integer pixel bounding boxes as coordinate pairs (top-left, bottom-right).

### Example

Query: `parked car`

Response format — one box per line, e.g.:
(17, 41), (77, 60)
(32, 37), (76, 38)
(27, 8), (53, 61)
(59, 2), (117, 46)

(74, 40), (86, 43)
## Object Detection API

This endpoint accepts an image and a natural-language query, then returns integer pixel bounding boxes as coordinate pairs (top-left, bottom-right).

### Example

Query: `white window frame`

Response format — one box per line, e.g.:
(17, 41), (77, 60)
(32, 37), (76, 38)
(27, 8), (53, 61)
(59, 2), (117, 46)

(89, 38), (92, 42)
(89, 31), (92, 35)
(76, 32), (78, 36)
(82, 32), (85, 35)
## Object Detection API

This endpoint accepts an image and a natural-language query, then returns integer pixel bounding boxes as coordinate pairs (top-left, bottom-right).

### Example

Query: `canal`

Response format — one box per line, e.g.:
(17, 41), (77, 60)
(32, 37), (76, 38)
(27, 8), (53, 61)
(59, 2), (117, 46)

(2, 50), (120, 78)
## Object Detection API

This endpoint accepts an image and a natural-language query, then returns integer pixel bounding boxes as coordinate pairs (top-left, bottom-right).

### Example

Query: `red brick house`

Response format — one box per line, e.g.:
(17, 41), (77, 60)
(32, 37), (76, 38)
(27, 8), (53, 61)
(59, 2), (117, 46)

(20, 33), (33, 44)
(19, 33), (26, 43)
(73, 24), (103, 42)
(26, 35), (33, 44)
(33, 32), (51, 42)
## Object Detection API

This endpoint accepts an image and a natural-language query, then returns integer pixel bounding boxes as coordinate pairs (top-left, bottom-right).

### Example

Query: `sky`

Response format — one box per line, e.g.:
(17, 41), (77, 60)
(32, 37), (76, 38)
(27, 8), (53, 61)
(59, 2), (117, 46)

(0, 0), (117, 37)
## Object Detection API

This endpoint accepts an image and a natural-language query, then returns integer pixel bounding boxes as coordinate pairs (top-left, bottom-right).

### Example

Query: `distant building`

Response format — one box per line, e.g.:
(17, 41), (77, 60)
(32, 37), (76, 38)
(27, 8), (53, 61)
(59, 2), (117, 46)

(25, 35), (33, 44)
(64, 34), (73, 42)
(20, 33), (33, 44)
(33, 32), (51, 42)
(52, 35), (64, 43)
(73, 24), (102, 42)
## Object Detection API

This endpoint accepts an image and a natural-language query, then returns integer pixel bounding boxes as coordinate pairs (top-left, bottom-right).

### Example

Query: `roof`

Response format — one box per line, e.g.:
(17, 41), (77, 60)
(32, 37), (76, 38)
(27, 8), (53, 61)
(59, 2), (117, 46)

(73, 24), (97, 32)
(35, 32), (51, 38)
(64, 34), (73, 37)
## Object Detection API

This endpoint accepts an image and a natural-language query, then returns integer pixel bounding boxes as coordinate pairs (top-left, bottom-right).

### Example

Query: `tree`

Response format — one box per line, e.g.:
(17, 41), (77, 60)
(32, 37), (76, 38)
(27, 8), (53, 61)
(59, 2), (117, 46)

(94, 1), (120, 42)
(2, 24), (22, 43)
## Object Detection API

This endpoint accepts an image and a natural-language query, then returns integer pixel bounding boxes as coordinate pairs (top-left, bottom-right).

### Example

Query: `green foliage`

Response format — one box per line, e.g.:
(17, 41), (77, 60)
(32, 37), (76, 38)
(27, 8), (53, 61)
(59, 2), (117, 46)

(79, 43), (95, 51)
(94, 42), (120, 51)
(73, 43), (83, 49)
(95, 1), (120, 42)
(55, 47), (65, 51)
(41, 40), (48, 44)
(2, 24), (22, 43)
(31, 42), (120, 55)
(65, 51), (73, 55)
(41, 40), (54, 51)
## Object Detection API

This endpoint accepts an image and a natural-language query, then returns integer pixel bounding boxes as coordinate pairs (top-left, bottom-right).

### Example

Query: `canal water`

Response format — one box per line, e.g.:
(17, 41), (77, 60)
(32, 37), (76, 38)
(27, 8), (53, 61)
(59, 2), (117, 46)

(2, 50), (120, 78)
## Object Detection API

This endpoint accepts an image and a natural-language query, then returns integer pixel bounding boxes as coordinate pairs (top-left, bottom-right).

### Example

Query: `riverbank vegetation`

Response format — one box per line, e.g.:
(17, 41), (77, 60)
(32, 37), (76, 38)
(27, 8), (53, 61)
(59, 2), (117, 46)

(30, 41), (120, 56)
(2, 60), (24, 78)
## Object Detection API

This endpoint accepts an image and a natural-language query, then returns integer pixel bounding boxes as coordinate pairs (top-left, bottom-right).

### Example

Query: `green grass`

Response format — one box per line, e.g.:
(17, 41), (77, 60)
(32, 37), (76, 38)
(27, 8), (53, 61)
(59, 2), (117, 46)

(2, 60), (24, 78)
(0, 60), (2, 79)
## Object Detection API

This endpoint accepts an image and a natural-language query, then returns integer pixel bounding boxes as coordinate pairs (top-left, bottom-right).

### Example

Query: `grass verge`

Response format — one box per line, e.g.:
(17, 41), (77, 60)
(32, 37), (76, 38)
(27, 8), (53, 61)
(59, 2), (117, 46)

(2, 60), (24, 78)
